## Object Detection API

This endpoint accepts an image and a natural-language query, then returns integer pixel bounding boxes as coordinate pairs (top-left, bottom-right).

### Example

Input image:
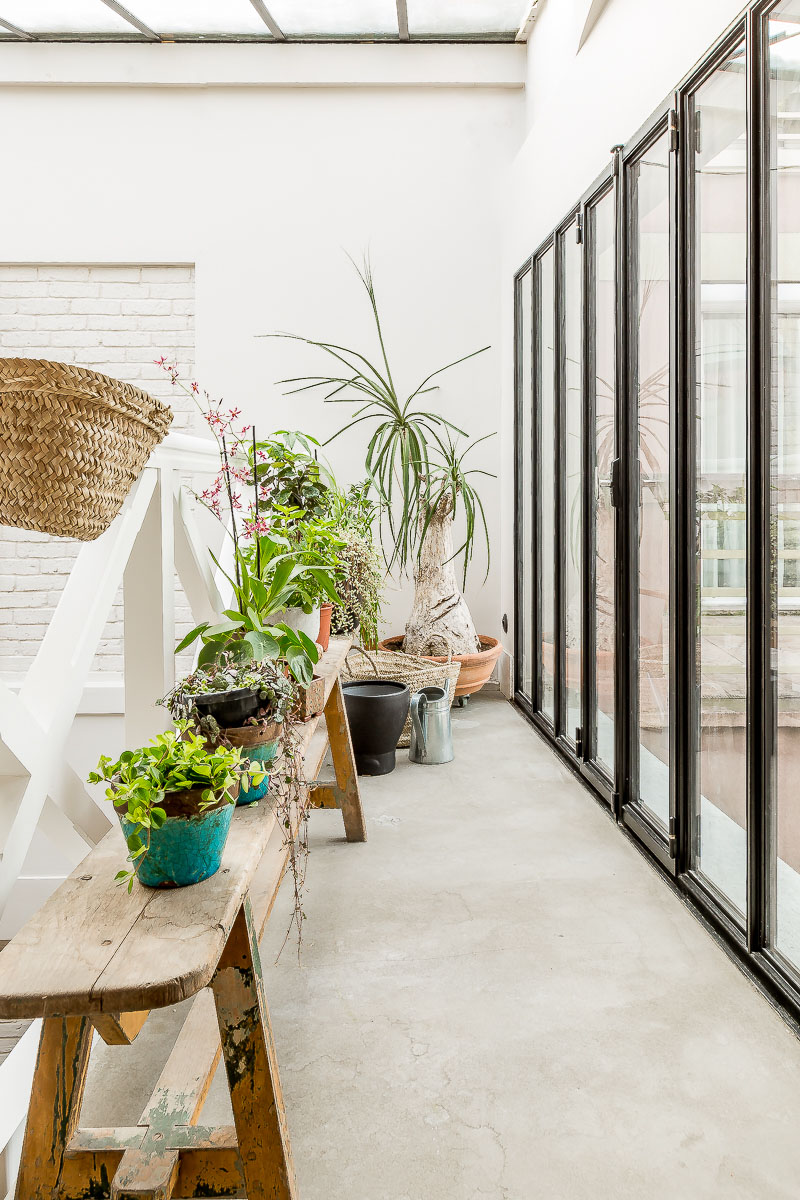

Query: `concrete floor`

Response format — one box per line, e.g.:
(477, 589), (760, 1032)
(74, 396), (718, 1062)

(82, 687), (800, 1198)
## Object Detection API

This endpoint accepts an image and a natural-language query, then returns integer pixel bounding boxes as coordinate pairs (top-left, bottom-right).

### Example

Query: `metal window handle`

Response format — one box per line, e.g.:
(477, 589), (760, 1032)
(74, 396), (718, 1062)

(410, 693), (427, 760)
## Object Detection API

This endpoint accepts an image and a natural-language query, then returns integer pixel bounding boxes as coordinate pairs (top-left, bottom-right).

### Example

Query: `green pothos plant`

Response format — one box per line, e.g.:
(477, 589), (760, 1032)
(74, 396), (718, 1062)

(88, 725), (264, 892)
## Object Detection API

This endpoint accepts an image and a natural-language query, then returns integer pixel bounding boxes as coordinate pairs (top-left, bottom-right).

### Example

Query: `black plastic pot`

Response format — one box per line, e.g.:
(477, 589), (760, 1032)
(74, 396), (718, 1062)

(190, 686), (259, 728)
(342, 679), (410, 776)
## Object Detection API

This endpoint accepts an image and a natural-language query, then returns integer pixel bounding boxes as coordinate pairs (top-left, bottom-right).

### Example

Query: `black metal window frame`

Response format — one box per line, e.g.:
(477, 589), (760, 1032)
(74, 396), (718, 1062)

(579, 165), (619, 810)
(513, 258), (534, 718)
(511, 0), (800, 1032)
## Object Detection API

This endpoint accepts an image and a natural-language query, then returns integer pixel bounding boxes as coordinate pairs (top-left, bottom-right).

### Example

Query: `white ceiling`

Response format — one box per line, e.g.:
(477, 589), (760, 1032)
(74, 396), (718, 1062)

(0, 0), (533, 42)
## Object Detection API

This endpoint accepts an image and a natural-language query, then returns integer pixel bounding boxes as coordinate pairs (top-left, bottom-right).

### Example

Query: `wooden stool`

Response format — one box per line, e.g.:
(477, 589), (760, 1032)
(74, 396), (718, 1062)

(0, 639), (365, 1199)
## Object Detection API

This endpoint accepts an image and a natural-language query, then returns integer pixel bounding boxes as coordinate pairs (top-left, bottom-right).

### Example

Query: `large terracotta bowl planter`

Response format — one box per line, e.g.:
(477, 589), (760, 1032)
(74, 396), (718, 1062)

(378, 635), (503, 699)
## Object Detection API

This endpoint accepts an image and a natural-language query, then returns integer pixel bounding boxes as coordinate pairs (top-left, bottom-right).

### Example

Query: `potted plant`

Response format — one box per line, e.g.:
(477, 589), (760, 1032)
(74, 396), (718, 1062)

(88, 726), (263, 890)
(260, 509), (345, 649)
(273, 258), (499, 698)
(161, 656), (296, 806)
(328, 482), (384, 648)
(176, 548), (321, 686)
(153, 361), (340, 647)
(245, 517), (342, 644)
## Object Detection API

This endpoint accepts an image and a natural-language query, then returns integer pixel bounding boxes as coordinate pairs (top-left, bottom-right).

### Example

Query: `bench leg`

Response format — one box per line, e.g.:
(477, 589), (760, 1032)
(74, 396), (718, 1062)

(211, 898), (297, 1200)
(324, 677), (367, 843)
(15, 1015), (93, 1200)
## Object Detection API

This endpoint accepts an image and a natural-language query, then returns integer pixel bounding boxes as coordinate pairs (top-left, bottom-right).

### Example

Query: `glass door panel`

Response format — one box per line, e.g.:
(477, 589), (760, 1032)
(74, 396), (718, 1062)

(561, 224), (583, 746)
(538, 247), (557, 723)
(515, 266), (534, 703)
(629, 131), (672, 830)
(690, 42), (748, 915)
(588, 187), (617, 777)
(768, 0), (800, 968)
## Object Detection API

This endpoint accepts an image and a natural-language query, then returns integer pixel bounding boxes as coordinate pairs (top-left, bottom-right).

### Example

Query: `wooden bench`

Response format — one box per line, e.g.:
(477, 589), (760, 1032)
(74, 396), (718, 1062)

(0, 637), (365, 1199)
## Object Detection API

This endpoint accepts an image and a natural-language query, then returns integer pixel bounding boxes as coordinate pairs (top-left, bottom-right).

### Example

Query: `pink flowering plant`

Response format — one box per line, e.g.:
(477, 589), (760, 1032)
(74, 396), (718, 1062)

(155, 359), (336, 684)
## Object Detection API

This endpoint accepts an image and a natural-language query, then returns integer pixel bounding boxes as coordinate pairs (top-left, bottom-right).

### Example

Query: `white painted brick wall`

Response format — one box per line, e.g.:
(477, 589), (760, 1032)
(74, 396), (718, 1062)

(0, 265), (201, 681)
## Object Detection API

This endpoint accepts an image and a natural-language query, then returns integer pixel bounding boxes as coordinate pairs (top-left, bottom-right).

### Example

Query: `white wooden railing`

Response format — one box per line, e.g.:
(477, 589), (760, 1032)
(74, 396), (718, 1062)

(0, 431), (224, 1196)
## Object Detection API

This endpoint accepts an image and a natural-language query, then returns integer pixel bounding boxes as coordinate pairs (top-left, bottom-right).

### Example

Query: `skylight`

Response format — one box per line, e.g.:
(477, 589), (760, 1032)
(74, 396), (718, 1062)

(0, 0), (532, 42)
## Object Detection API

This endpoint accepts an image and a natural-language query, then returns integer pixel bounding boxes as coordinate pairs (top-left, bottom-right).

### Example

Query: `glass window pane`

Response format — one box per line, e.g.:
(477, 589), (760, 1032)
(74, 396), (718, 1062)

(590, 188), (616, 775)
(539, 247), (557, 724)
(630, 130), (671, 828)
(0, 0), (135, 33)
(692, 41), (748, 916)
(407, 0), (521, 36)
(769, 0), (800, 968)
(562, 224), (583, 743)
(518, 268), (534, 702)
(267, 0), (397, 36)
(126, 0), (270, 36)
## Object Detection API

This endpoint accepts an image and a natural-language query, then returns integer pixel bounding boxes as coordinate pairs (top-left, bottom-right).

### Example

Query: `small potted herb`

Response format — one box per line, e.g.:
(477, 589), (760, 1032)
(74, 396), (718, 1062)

(88, 725), (264, 890)
(162, 657), (296, 805)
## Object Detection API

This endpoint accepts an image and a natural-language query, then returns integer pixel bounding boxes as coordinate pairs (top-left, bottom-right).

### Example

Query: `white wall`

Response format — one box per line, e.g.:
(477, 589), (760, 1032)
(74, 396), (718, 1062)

(0, 43), (525, 643)
(499, 0), (750, 671)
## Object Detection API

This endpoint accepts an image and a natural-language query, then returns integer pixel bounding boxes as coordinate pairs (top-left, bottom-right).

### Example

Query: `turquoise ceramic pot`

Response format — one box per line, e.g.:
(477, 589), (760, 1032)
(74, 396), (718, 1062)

(117, 784), (237, 889)
(226, 722), (281, 806)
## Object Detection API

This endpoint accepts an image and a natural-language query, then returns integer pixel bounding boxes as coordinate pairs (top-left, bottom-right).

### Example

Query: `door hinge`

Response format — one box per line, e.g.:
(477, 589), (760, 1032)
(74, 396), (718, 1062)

(668, 817), (678, 859)
(575, 214), (583, 244)
(575, 727), (583, 758)
(668, 108), (679, 152)
(609, 458), (621, 509)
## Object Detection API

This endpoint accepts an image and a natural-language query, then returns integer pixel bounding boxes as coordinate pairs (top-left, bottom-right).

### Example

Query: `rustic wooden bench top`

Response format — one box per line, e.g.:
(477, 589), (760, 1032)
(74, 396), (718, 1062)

(0, 637), (352, 1021)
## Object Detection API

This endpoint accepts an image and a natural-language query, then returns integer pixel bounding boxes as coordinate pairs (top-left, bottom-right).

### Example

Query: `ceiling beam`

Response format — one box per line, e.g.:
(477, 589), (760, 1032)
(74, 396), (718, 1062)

(98, 0), (159, 40)
(516, 1), (538, 43)
(0, 16), (34, 40)
(248, 0), (286, 40)
(397, 0), (409, 42)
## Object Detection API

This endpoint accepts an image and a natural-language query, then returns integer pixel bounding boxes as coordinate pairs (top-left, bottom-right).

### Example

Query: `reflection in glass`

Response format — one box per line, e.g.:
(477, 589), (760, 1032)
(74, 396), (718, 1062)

(518, 269), (534, 701)
(590, 190), (616, 774)
(562, 227), (583, 743)
(539, 248), (557, 723)
(691, 43), (748, 914)
(630, 132), (671, 827)
(769, 0), (800, 967)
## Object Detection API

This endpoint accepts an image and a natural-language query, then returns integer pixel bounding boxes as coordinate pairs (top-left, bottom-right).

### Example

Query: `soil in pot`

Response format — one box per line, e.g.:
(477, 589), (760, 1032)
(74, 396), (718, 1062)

(378, 635), (504, 699)
(190, 686), (259, 729)
(317, 602), (334, 653)
(224, 721), (281, 805)
(342, 679), (410, 776)
(116, 783), (238, 888)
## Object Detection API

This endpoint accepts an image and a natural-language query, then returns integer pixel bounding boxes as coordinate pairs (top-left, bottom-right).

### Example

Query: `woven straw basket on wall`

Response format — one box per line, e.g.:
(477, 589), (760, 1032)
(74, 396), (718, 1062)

(0, 358), (173, 541)
(342, 646), (461, 749)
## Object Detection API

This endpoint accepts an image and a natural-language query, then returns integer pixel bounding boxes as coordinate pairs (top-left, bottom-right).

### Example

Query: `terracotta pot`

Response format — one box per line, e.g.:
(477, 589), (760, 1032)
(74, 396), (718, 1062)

(378, 634), (504, 698)
(317, 602), (333, 652)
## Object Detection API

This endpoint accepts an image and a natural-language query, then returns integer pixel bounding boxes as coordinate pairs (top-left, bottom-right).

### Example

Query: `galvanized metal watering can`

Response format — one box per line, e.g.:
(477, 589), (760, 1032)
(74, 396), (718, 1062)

(409, 685), (454, 765)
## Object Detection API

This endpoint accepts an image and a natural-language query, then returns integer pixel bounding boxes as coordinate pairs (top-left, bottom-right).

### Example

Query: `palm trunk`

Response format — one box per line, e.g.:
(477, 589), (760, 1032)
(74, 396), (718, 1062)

(402, 496), (480, 656)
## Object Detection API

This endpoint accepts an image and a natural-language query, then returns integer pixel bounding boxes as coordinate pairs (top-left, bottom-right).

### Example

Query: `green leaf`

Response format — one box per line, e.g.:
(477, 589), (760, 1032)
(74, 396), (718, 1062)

(175, 623), (208, 654)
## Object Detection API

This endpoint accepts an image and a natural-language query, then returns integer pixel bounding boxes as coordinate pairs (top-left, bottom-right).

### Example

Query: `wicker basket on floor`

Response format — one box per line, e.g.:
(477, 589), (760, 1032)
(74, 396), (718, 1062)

(342, 646), (461, 749)
(0, 358), (173, 541)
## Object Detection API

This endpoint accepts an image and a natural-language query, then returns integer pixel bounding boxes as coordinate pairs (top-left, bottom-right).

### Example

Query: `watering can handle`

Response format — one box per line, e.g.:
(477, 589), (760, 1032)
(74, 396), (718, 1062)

(410, 692), (427, 760)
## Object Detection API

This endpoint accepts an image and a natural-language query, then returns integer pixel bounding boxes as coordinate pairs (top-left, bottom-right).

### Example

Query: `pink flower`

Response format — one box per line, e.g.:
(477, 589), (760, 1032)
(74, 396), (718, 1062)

(243, 515), (271, 539)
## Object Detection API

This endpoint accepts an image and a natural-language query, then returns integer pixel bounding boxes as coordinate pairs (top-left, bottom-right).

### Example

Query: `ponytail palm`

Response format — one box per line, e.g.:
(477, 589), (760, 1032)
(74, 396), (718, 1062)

(269, 258), (495, 655)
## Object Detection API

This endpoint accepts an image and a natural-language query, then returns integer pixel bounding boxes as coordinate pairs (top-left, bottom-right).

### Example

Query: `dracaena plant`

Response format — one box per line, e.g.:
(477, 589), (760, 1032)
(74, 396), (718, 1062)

(88, 724), (264, 892)
(269, 256), (495, 657)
